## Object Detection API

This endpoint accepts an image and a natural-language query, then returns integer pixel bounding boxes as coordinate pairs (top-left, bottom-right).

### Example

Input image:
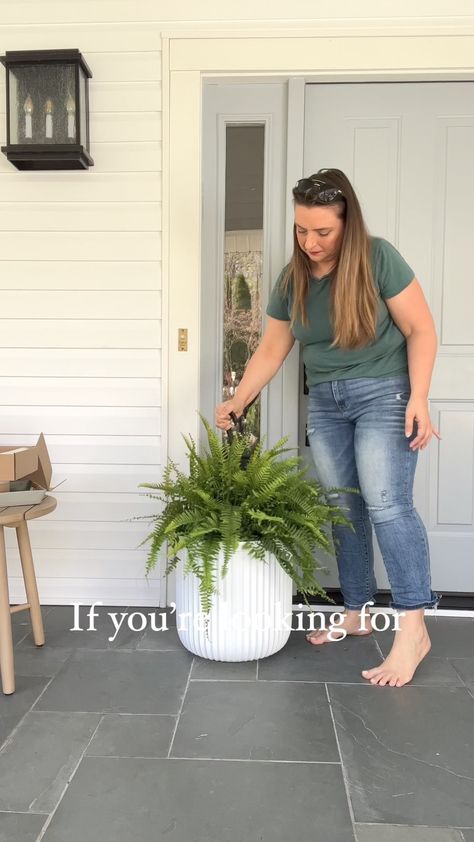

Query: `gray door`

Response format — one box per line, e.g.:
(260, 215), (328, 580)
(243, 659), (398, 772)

(300, 81), (474, 598)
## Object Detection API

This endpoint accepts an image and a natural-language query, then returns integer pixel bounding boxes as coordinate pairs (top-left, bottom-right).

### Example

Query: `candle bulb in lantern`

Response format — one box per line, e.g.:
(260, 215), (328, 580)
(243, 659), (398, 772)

(44, 98), (53, 139)
(66, 92), (76, 139)
(23, 94), (33, 140)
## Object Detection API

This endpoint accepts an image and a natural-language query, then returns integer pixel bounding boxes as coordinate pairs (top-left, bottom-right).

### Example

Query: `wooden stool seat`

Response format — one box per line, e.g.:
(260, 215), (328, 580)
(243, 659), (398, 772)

(0, 495), (57, 695)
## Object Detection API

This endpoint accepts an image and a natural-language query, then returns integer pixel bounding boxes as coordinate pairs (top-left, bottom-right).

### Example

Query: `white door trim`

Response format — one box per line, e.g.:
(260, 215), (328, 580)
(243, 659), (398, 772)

(161, 27), (474, 606)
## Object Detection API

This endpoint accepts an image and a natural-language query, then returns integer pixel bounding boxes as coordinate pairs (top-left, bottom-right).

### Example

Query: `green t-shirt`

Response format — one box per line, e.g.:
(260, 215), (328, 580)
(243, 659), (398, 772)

(265, 236), (415, 387)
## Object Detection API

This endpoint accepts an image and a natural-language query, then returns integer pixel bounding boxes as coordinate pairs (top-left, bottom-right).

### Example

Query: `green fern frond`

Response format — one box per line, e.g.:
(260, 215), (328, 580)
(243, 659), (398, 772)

(135, 413), (359, 612)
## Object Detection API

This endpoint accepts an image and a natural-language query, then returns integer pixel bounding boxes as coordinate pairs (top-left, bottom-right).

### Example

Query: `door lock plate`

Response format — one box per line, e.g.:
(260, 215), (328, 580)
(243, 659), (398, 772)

(178, 328), (188, 351)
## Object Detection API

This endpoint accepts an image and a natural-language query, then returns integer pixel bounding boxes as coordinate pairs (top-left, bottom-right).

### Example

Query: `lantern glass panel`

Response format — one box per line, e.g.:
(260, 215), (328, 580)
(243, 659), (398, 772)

(8, 62), (77, 145)
(79, 66), (87, 148)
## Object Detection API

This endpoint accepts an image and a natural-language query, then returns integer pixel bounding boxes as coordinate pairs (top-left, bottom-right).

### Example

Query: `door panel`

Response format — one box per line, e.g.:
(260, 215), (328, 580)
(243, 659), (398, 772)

(301, 82), (474, 596)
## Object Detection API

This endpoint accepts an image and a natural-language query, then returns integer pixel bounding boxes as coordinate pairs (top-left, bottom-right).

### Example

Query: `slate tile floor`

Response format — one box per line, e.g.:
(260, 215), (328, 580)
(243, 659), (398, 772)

(1, 604), (473, 842)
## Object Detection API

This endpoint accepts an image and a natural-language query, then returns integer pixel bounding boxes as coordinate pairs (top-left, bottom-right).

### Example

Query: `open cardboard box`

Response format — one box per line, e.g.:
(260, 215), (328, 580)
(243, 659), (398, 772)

(0, 433), (65, 506)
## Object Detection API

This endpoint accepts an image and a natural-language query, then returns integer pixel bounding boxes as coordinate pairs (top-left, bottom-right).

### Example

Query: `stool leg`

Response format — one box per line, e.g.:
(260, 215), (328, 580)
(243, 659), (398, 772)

(0, 525), (15, 695)
(16, 521), (45, 647)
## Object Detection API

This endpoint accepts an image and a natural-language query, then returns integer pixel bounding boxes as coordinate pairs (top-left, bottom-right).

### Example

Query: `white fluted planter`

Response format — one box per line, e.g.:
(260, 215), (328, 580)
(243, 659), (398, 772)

(174, 542), (293, 661)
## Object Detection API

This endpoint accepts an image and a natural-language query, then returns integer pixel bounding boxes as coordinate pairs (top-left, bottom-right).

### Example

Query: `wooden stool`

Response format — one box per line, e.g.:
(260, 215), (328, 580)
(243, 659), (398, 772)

(0, 495), (57, 695)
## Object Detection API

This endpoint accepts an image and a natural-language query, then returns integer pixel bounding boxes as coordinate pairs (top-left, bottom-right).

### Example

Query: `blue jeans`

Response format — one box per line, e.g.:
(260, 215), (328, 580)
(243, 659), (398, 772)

(306, 373), (441, 612)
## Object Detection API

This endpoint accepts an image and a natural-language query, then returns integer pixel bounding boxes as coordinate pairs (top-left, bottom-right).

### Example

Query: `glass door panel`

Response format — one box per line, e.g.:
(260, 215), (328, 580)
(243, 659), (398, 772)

(222, 124), (265, 441)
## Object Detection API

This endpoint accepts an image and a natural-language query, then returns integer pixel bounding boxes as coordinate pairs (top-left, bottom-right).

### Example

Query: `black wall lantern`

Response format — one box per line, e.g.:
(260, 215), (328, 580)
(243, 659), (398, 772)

(0, 49), (94, 170)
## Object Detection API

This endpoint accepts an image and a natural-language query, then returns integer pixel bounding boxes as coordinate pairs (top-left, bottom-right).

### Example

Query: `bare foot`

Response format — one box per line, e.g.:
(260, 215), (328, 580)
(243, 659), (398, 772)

(306, 609), (373, 644)
(361, 610), (431, 687)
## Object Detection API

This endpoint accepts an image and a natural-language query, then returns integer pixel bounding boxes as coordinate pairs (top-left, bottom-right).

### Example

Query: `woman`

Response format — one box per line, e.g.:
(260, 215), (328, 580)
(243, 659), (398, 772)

(215, 167), (441, 689)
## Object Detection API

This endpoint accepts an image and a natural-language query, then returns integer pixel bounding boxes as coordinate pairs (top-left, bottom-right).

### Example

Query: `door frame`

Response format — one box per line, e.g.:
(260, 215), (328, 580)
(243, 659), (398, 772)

(161, 25), (474, 604)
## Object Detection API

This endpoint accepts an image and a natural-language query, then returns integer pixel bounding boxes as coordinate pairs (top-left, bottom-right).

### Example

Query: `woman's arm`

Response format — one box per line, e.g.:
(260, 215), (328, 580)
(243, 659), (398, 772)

(405, 329), (437, 400)
(384, 278), (441, 449)
(234, 317), (296, 408)
(384, 277), (437, 398)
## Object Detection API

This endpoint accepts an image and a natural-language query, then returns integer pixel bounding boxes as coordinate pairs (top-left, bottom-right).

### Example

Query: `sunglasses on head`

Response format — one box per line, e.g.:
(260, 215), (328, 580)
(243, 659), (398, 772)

(294, 175), (344, 204)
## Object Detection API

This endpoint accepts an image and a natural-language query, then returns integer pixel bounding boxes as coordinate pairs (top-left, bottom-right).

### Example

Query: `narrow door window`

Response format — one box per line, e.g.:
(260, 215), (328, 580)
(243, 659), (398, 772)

(223, 124), (265, 440)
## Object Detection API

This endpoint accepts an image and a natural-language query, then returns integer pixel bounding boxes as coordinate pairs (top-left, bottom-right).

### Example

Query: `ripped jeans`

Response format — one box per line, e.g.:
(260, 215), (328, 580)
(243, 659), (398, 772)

(306, 373), (441, 611)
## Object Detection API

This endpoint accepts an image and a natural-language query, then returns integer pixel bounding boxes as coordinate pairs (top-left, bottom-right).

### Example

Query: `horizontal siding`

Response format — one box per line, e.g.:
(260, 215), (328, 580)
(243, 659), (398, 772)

(4, 495), (160, 523)
(0, 24), (165, 52)
(79, 143), (162, 172)
(85, 112), (161, 143)
(84, 52), (161, 82)
(0, 378), (161, 405)
(0, 290), (159, 318)
(4, 463), (163, 493)
(0, 434), (160, 461)
(0, 82), (162, 114)
(0, 320), (161, 346)
(0, 1), (472, 23)
(0, 29), (164, 604)
(2, 431), (160, 456)
(0, 173), (162, 200)
(0, 203), (161, 231)
(0, 146), (163, 172)
(37, 466), (163, 493)
(0, 232), (161, 261)
(0, 350), (161, 377)
(4, 522), (154, 551)
(0, 121), (162, 145)
(0, 262), (161, 289)
(93, 111), (162, 142)
(7, 550), (153, 575)
(8, 576), (162, 606)
(0, 406), (161, 434)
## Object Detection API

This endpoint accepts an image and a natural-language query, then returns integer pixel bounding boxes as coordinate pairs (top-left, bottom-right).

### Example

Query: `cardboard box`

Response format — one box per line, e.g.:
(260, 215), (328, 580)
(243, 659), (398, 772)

(0, 433), (64, 505)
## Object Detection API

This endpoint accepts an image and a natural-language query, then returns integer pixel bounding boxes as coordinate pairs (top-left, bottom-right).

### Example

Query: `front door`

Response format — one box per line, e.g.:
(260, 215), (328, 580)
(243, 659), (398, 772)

(300, 81), (474, 601)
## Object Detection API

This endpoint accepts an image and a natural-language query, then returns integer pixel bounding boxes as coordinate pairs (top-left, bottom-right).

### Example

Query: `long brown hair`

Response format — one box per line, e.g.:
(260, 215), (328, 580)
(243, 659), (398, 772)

(280, 168), (378, 350)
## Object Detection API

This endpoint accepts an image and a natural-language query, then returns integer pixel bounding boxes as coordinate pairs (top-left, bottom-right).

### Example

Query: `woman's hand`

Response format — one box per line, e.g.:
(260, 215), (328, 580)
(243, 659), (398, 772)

(405, 397), (442, 451)
(215, 397), (246, 432)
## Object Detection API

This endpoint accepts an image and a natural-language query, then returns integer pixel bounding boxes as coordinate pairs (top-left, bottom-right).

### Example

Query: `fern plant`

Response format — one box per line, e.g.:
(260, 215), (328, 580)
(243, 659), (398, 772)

(133, 412), (359, 623)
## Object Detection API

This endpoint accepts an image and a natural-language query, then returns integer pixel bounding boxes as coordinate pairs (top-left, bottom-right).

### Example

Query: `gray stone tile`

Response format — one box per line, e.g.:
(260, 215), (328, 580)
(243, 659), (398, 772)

(10, 604), (53, 625)
(34, 649), (193, 714)
(257, 629), (383, 683)
(138, 623), (184, 651)
(11, 646), (72, 678)
(0, 812), (47, 842)
(191, 656), (257, 679)
(170, 680), (339, 761)
(328, 684), (474, 827)
(156, 605), (178, 627)
(40, 756), (356, 842)
(449, 658), (474, 688)
(11, 624), (29, 645)
(17, 604), (146, 650)
(356, 825), (465, 841)
(133, 605), (177, 626)
(129, 605), (178, 628)
(0, 711), (101, 812)
(86, 713), (176, 757)
(375, 617), (474, 659)
(271, 623), (464, 686)
(137, 606), (237, 652)
(10, 602), (54, 623)
(0, 674), (51, 749)
(10, 606), (52, 645)
(363, 652), (464, 687)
